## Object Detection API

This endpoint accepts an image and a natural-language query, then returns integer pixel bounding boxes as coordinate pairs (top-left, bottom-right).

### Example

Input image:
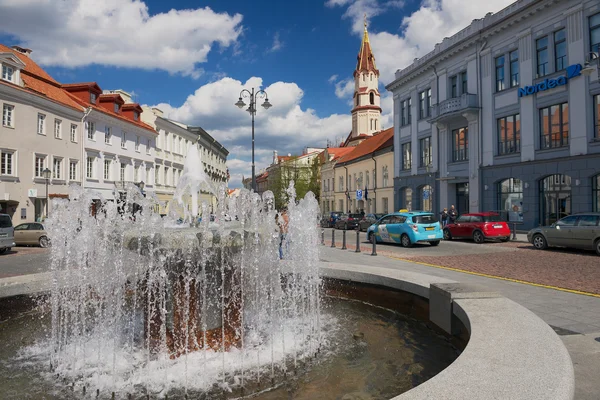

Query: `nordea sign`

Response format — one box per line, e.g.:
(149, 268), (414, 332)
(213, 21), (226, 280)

(518, 64), (582, 98)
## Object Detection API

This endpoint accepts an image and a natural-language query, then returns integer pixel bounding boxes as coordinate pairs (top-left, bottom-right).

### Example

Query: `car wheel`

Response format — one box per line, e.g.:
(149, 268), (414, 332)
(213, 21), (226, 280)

(594, 239), (600, 256)
(443, 229), (452, 240)
(473, 230), (485, 244)
(0, 248), (7, 255)
(430, 240), (440, 246)
(39, 236), (49, 248)
(401, 234), (412, 248)
(368, 232), (375, 244)
(500, 237), (510, 242)
(532, 234), (548, 250)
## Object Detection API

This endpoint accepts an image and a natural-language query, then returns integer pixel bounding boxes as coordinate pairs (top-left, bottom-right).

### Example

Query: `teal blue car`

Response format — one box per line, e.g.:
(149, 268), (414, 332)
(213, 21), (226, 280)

(366, 211), (443, 247)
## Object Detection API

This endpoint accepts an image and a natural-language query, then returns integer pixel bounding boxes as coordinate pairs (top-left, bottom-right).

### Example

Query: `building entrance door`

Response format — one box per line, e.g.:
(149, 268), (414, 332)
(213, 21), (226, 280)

(456, 183), (469, 215)
(540, 175), (571, 226)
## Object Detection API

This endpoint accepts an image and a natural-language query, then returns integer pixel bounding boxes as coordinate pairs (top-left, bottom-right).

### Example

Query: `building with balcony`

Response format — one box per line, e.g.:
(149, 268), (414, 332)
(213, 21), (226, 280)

(386, 0), (600, 229)
(0, 45), (84, 224)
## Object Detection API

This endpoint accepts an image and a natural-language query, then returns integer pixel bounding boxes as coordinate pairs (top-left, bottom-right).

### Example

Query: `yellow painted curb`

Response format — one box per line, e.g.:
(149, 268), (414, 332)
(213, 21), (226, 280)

(386, 255), (600, 299)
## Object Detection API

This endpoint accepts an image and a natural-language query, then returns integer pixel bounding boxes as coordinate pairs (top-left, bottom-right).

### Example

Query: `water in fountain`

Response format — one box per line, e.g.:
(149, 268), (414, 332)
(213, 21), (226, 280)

(34, 167), (324, 397)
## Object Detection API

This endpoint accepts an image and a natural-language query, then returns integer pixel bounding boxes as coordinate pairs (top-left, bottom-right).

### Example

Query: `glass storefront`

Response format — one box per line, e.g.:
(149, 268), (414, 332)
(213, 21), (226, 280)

(456, 183), (469, 215)
(594, 174), (600, 212)
(420, 185), (433, 212)
(498, 178), (523, 222)
(540, 174), (571, 226)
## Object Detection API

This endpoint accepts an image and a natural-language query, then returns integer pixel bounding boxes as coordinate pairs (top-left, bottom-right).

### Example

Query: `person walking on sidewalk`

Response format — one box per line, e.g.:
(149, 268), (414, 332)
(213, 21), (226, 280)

(278, 207), (289, 259)
(440, 208), (449, 227)
(448, 205), (458, 224)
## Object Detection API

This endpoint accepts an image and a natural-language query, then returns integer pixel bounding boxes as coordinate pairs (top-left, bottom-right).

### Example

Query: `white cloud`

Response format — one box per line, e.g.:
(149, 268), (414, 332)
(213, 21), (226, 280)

(0, 0), (243, 78)
(328, 74), (339, 83)
(268, 32), (284, 53)
(334, 79), (355, 100)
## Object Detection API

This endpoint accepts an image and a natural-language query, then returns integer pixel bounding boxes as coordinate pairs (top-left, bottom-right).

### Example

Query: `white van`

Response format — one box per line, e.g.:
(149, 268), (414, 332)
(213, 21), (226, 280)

(0, 214), (15, 254)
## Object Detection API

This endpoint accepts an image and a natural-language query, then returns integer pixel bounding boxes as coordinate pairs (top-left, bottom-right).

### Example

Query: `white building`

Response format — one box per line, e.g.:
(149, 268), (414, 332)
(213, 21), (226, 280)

(386, 0), (600, 229)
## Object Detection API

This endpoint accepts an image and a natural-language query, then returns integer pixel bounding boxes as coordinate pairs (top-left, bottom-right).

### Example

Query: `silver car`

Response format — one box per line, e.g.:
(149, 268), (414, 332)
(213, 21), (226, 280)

(0, 214), (15, 254)
(527, 213), (600, 256)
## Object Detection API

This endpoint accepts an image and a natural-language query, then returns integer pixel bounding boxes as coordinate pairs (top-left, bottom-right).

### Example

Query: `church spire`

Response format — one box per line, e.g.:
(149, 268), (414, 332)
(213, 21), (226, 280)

(354, 14), (379, 78)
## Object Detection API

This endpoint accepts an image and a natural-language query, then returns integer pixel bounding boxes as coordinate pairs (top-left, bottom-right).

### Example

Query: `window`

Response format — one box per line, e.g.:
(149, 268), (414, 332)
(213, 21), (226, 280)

(120, 163), (126, 182)
(52, 157), (62, 179)
(578, 215), (599, 226)
(495, 55), (505, 92)
(420, 185), (433, 212)
(70, 124), (77, 142)
(86, 157), (94, 179)
(510, 50), (519, 87)
(1, 151), (14, 175)
(401, 142), (411, 170)
(461, 71), (468, 94)
(498, 178), (523, 220)
(419, 90), (427, 119)
(594, 95), (600, 140)
(1, 65), (14, 82)
(452, 127), (468, 162)
(147, 139), (151, 154)
(497, 114), (521, 155)
(134, 111), (139, 121)
(155, 165), (160, 185)
(554, 29), (567, 71)
(401, 100), (406, 126)
(121, 132), (127, 149)
(37, 113), (46, 135)
(135, 136), (140, 151)
(419, 137), (432, 167)
(403, 187), (413, 211)
(536, 36), (548, 77)
(382, 198), (389, 214)
(540, 174), (571, 225)
(594, 175), (600, 212)
(365, 171), (369, 189)
(87, 121), (95, 140)
(164, 167), (169, 186)
(591, 13), (600, 53)
(339, 176), (344, 192)
(104, 159), (111, 180)
(90, 92), (97, 104)
(134, 165), (139, 182)
(450, 75), (458, 98)
(540, 102), (569, 149)
(69, 160), (77, 180)
(382, 166), (389, 187)
(407, 98), (412, 124)
(2, 104), (14, 127)
(54, 119), (62, 139)
(369, 92), (374, 105)
(35, 155), (46, 177)
(114, 103), (119, 113)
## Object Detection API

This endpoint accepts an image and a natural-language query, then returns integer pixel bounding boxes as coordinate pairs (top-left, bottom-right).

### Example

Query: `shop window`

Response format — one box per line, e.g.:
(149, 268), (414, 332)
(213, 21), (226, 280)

(540, 174), (571, 226)
(498, 178), (523, 222)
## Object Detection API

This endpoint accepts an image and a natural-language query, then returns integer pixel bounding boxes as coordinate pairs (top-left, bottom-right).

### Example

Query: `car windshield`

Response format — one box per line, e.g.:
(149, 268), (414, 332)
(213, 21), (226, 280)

(483, 215), (502, 222)
(0, 215), (12, 228)
(412, 214), (438, 224)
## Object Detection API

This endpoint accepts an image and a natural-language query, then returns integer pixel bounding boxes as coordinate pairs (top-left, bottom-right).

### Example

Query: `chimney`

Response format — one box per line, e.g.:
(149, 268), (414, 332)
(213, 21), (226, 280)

(273, 150), (278, 165)
(12, 46), (32, 57)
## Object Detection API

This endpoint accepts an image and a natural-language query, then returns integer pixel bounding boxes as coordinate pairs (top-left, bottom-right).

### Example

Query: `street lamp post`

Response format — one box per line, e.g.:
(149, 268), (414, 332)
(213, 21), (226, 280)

(235, 88), (272, 192)
(42, 168), (52, 219)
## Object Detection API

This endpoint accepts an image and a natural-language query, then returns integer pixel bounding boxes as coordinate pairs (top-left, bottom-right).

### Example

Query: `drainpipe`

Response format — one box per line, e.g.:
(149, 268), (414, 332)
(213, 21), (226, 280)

(80, 107), (92, 189)
(477, 39), (487, 211)
(371, 155), (377, 212)
(344, 166), (349, 212)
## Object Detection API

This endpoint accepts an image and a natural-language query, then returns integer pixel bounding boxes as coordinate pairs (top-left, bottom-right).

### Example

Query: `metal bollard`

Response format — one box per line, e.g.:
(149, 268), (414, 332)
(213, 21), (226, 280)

(371, 235), (377, 256)
(331, 229), (336, 248)
(511, 222), (517, 241)
(321, 229), (325, 245)
(341, 229), (347, 250)
(355, 228), (361, 253)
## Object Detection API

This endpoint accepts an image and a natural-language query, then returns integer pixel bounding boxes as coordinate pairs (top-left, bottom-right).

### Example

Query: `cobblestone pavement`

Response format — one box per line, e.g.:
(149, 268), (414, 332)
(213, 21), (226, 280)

(322, 228), (600, 295)
(0, 247), (49, 278)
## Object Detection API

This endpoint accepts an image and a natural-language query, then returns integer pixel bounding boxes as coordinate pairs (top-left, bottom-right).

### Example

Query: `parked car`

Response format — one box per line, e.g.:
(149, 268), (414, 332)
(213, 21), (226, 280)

(0, 214), (15, 254)
(443, 212), (511, 243)
(527, 213), (600, 256)
(367, 211), (442, 247)
(359, 213), (385, 231)
(14, 222), (50, 247)
(321, 211), (344, 228)
(334, 213), (363, 230)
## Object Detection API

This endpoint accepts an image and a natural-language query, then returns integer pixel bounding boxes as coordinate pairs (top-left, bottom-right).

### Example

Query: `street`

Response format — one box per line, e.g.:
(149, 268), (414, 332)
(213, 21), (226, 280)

(321, 227), (600, 295)
(0, 247), (50, 278)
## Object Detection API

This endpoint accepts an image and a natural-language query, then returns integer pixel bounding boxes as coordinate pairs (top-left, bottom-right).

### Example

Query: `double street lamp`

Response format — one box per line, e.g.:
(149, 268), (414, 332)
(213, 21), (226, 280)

(42, 167), (51, 219)
(235, 88), (272, 192)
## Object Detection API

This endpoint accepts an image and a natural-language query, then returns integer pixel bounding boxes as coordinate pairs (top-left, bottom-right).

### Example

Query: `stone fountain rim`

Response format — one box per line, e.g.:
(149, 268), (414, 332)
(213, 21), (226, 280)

(319, 262), (575, 400)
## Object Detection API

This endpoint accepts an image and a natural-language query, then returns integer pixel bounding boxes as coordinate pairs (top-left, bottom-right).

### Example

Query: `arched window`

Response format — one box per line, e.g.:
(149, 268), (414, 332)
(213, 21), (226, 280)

(370, 92), (375, 105)
(403, 187), (413, 211)
(419, 185), (433, 212)
(540, 174), (571, 226)
(498, 178), (523, 221)
(356, 95), (359, 107)
(593, 174), (600, 212)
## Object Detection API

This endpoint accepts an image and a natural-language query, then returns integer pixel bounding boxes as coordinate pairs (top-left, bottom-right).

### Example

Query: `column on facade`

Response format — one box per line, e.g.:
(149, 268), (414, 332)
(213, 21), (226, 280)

(516, 29), (535, 162)
(566, 5), (588, 156)
(464, 112), (480, 212)
(433, 121), (449, 211)
(480, 49), (496, 165)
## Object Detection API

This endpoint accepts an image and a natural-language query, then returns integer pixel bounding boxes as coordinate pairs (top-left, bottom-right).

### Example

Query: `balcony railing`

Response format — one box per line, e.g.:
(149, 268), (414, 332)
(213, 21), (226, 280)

(430, 94), (478, 122)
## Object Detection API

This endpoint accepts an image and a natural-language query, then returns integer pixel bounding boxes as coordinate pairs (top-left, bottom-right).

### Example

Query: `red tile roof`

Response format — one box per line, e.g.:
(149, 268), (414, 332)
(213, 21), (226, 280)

(336, 127), (393, 164)
(327, 147), (354, 161)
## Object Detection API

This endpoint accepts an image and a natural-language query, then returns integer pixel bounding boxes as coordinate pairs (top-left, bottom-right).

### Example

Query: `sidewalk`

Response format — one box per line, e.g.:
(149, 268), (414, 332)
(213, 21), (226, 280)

(319, 245), (600, 400)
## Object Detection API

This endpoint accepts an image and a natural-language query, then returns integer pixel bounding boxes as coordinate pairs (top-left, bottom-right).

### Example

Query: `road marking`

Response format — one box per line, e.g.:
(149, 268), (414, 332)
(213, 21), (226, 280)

(386, 255), (600, 299)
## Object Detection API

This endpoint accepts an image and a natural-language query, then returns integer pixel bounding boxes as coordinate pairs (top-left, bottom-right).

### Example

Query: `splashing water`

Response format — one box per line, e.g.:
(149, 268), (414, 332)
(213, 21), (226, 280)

(36, 179), (325, 397)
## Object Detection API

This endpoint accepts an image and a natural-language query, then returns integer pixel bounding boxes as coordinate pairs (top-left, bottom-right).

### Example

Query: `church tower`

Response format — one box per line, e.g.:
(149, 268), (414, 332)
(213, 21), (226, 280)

(349, 16), (381, 145)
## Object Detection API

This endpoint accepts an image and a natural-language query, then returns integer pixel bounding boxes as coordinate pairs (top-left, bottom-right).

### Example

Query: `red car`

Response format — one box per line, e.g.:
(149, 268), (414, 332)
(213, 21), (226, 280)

(443, 212), (511, 243)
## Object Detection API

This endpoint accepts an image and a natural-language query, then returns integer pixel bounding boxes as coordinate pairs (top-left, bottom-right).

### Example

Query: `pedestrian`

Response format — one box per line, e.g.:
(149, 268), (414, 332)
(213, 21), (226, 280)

(278, 207), (289, 259)
(440, 208), (449, 227)
(448, 205), (458, 224)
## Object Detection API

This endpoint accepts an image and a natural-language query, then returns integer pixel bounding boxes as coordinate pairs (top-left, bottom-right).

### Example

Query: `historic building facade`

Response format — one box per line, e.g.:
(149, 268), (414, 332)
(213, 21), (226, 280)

(386, 0), (600, 229)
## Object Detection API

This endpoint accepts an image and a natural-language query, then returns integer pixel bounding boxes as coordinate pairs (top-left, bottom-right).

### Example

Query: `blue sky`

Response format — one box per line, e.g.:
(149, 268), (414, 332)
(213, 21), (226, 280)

(0, 0), (514, 187)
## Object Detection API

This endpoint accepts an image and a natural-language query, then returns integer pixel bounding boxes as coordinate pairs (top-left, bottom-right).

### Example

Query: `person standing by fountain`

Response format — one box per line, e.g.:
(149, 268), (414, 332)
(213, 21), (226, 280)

(278, 207), (289, 259)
